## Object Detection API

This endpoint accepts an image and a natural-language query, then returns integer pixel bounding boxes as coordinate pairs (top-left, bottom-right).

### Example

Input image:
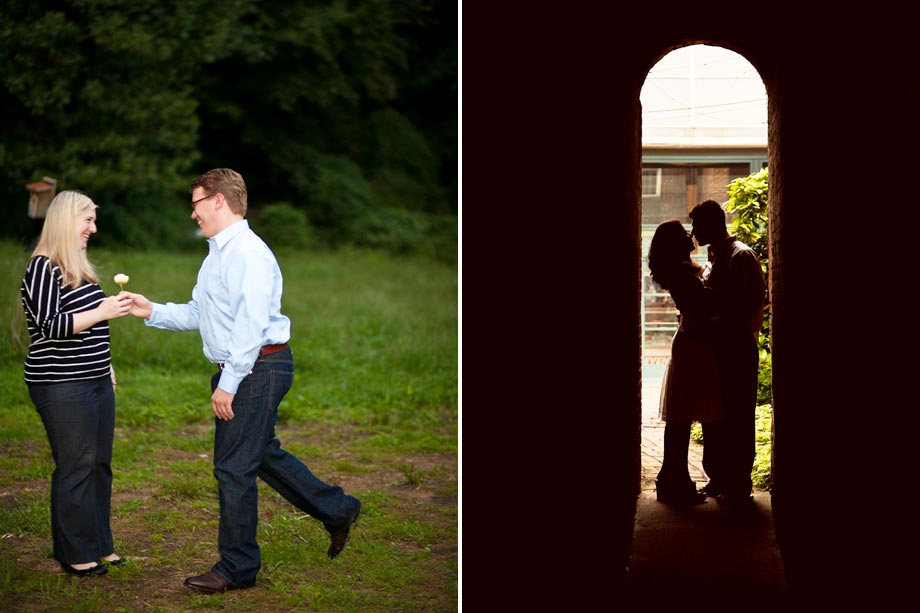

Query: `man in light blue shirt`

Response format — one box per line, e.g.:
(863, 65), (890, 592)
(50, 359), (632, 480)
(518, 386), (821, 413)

(126, 168), (361, 593)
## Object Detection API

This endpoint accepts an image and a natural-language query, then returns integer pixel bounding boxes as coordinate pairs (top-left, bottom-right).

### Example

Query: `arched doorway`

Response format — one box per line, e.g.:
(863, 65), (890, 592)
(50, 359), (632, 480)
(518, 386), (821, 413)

(606, 19), (918, 608)
(624, 43), (786, 601)
(638, 43), (770, 496)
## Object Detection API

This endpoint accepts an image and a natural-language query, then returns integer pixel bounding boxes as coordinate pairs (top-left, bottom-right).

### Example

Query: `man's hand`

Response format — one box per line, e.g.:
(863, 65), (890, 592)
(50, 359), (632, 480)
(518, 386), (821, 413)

(211, 387), (235, 421)
(122, 291), (153, 319)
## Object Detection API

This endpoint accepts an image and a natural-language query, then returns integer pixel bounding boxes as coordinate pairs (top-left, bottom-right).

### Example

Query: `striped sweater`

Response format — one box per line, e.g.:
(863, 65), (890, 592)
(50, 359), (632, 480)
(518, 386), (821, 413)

(20, 255), (112, 383)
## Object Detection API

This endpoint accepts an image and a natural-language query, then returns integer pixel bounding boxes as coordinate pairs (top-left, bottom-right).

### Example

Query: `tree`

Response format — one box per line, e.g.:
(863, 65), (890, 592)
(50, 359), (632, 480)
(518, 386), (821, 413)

(0, 0), (251, 248)
(0, 0), (458, 257)
(193, 0), (456, 230)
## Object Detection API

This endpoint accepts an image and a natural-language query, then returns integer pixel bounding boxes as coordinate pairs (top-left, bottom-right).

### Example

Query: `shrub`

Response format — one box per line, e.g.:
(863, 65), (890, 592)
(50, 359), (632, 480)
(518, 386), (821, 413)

(726, 166), (771, 367)
(252, 202), (313, 250)
(306, 156), (378, 246)
(302, 155), (457, 263)
(349, 208), (458, 265)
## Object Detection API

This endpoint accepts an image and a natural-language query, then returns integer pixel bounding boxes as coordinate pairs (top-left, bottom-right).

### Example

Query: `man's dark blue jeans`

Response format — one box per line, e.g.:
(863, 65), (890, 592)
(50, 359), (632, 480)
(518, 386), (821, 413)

(28, 375), (115, 565)
(209, 347), (360, 587)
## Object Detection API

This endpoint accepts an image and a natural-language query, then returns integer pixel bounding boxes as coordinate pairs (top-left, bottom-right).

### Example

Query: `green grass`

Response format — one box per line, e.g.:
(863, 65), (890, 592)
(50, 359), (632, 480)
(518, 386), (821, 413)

(0, 239), (458, 612)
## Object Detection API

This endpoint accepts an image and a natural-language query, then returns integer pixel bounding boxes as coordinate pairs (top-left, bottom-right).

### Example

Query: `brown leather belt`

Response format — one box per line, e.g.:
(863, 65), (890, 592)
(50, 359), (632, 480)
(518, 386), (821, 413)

(260, 343), (290, 356)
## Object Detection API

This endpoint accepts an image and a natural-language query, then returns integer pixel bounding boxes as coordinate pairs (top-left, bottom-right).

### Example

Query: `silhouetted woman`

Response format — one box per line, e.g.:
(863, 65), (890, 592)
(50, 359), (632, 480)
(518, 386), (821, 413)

(648, 219), (723, 505)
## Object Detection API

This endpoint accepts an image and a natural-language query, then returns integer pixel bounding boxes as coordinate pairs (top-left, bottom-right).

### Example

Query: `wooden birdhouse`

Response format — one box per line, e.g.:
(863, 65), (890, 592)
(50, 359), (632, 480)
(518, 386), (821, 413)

(26, 176), (57, 219)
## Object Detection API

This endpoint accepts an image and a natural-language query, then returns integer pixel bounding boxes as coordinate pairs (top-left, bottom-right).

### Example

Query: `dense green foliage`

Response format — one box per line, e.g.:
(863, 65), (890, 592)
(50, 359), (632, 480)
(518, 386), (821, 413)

(725, 167), (769, 354)
(726, 166), (771, 489)
(724, 166), (770, 403)
(725, 167), (768, 271)
(0, 1), (457, 261)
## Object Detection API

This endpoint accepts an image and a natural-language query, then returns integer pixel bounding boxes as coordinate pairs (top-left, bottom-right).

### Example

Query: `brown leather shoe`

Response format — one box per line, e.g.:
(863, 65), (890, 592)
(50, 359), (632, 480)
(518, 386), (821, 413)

(328, 500), (362, 559)
(183, 570), (246, 593)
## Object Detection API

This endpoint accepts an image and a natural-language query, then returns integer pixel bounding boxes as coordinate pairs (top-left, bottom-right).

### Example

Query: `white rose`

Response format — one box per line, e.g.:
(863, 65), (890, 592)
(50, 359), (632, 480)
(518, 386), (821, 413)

(114, 273), (130, 287)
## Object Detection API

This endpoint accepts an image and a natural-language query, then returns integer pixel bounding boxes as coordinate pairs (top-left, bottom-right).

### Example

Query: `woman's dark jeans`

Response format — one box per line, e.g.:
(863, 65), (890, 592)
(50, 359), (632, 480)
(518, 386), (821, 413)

(209, 348), (360, 587)
(28, 376), (115, 565)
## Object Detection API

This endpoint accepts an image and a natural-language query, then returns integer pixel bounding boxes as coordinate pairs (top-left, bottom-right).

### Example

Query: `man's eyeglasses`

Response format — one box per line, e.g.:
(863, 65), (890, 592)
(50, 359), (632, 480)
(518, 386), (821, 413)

(190, 194), (216, 210)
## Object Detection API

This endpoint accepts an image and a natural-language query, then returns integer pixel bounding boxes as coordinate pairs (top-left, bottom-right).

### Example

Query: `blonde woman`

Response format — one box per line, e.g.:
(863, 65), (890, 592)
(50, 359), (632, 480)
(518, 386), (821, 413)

(20, 190), (132, 576)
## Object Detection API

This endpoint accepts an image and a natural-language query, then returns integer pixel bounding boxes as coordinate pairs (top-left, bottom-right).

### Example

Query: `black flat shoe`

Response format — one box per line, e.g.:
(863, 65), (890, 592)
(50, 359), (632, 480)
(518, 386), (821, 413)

(61, 562), (108, 577)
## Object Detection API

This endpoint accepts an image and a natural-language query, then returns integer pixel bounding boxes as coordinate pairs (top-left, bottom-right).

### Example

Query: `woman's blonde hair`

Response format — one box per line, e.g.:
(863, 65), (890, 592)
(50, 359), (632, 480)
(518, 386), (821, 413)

(32, 190), (100, 288)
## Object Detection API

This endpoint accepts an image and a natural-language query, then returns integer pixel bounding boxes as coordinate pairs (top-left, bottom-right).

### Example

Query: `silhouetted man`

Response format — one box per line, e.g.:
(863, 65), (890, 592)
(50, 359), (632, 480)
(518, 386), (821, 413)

(689, 199), (766, 504)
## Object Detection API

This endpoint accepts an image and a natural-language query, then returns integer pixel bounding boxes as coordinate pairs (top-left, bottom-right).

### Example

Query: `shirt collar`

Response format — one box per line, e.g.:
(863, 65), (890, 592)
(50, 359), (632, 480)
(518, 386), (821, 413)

(711, 235), (736, 260)
(209, 219), (249, 251)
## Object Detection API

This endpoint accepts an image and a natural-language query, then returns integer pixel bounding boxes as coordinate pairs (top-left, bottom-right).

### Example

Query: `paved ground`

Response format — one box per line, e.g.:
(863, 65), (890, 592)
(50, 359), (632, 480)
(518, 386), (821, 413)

(622, 489), (788, 605)
(640, 375), (707, 489)
(624, 376), (789, 604)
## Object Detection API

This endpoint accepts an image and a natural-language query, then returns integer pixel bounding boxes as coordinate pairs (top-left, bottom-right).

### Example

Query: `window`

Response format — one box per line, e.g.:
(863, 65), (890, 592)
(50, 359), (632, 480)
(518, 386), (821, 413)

(640, 163), (754, 225)
(641, 168), (661, 197)
(640, 160), (764, 379)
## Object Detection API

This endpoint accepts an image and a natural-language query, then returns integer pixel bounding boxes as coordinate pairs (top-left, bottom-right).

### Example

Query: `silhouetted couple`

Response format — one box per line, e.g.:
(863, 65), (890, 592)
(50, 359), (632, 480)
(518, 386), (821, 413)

(648, 200), (766, 506)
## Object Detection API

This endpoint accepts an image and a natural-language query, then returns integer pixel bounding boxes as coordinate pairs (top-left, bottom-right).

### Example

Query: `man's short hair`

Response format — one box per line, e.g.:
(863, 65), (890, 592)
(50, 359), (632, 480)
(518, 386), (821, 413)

(689, 199), (726, 225)
(191, 168), (248, 216)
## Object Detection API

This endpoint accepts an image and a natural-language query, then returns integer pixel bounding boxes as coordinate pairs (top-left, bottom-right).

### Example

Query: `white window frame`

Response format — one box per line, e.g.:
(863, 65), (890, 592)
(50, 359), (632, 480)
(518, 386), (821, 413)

(641, 168), (661, 197)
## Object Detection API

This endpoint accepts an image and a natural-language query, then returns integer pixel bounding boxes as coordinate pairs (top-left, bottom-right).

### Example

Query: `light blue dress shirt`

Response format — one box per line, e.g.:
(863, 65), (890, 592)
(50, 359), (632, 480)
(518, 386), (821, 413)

(146, 219), (291, 394)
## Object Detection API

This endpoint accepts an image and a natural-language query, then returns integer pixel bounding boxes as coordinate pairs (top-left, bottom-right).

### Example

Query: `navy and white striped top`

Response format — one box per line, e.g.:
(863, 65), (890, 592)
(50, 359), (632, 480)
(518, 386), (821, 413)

(20, 255), (112, 383)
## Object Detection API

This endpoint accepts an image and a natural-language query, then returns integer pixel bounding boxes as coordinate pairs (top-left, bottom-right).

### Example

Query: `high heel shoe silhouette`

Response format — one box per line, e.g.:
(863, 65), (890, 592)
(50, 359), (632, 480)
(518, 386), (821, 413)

(655, 479), (707, 505)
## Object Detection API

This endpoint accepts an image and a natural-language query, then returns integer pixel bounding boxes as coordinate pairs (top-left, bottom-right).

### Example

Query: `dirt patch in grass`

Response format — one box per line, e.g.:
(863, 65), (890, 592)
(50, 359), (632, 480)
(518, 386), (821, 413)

(0, 423), (458, 612)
